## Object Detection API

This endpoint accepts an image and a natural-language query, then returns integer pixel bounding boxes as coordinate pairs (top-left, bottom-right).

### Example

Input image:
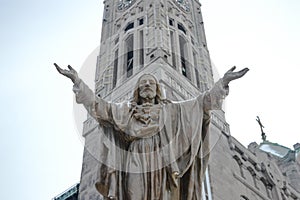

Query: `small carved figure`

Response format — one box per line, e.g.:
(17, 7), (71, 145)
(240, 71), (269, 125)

(55, 63), (248, 199)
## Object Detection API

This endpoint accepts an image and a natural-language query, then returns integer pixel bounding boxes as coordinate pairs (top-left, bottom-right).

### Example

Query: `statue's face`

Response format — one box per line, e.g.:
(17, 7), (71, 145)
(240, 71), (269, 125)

(138, 75), (157, 100)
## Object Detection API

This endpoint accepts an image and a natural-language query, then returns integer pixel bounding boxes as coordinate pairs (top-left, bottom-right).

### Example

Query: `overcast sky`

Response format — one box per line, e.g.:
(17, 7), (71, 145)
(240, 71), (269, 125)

(0, 0), (299, 199)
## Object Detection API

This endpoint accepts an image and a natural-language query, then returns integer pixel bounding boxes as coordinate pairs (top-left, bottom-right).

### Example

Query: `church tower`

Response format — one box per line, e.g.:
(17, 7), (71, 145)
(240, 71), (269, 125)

(78, 0), (229, 199)
(94, 0), (214, 100)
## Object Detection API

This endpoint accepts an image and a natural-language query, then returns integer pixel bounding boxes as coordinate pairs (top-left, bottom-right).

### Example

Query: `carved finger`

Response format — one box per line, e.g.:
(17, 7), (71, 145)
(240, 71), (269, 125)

(243, 68), (250, 73)
(68, 65), (75, 72)
(54, 63), (63, 74)
(228, 66), (236, 72)
(232, 68), (249, 79)
(239, 68), (249, 76)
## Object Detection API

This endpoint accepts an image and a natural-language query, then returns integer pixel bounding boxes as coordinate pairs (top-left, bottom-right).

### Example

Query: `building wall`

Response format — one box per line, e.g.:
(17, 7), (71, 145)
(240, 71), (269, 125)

(208, 126), (300, 200)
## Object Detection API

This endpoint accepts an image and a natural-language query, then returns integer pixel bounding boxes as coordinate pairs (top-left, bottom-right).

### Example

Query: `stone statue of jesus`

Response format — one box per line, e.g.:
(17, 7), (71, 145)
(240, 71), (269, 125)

(55, 63), (248, 200)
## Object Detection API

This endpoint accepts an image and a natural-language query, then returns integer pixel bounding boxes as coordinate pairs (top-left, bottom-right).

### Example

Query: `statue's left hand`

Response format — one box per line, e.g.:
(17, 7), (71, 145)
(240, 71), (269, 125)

(222, 66), (249, 87)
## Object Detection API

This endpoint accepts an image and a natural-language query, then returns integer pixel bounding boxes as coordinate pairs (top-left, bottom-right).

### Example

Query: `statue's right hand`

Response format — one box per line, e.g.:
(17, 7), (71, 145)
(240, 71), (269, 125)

(54, 63), (79, 83)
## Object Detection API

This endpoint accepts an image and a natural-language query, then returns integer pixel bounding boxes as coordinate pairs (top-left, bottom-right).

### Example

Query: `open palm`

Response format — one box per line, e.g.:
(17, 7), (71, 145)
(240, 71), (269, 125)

(222, 66), (249, 87)
(54, 63), (79, 83)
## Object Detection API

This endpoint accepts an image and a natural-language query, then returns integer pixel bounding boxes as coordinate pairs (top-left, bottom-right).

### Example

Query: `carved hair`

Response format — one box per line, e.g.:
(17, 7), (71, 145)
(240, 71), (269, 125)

(131, 74), (167, 105)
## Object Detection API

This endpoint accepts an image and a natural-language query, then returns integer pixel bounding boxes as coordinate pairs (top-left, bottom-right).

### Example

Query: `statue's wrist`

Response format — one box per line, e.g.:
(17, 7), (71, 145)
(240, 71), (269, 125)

(73, 77), (81, 85)
(222, 78), (229, 88)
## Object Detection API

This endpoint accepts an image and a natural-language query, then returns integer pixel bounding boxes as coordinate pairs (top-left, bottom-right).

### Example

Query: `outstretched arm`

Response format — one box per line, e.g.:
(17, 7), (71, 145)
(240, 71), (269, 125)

(203, 66), (249, 111)
(54, 63), (111, 122)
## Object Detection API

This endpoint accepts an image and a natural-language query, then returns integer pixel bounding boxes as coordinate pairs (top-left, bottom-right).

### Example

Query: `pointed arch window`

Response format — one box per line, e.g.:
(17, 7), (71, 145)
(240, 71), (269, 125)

(179, 35), (190, 80)
(170, 31), (176, 69)
(113, 49), (118, 88)
(125, 34), (134, 77)
(178, 23), (186, 34)
(125, 22), (134, 32)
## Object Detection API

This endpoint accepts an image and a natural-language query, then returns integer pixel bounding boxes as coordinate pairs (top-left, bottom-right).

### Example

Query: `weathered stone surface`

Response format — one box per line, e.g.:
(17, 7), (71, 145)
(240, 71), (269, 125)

(55, 0), (299, 199)
(207, 127), (300, 200)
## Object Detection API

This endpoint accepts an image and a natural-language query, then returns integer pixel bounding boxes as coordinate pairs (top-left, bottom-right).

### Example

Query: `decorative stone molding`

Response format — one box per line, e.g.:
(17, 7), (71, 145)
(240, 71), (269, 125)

(210, 111), (230, 134)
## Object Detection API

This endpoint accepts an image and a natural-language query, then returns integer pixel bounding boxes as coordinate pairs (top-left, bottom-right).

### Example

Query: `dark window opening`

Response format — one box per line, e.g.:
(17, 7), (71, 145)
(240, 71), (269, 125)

(178, 23), (186, 34)
(179, 35), (190, 80)
(125, 22), (134, 32)
(127, 51), (133, 77)
(195, 68), (200, 89)
(181, 57), (187, 77)
(125, 35), (134, 78)
(139, 18), (144, 25)
(169, 18), (174, 26)
(113, 50), (118, 88)
(170, 31), (176, 69)
(139, 31), (144, 67)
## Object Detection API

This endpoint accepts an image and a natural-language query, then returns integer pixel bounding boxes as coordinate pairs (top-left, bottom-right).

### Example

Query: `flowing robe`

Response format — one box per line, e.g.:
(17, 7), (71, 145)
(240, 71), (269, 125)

(73, 79), (228, 200)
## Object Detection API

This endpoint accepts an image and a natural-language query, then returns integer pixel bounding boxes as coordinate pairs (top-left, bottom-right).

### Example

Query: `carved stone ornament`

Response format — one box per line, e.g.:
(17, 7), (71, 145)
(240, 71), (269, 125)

(262, 161), (284, 188)
(173, 0), (190, 12)
(117, 0), (136, 11)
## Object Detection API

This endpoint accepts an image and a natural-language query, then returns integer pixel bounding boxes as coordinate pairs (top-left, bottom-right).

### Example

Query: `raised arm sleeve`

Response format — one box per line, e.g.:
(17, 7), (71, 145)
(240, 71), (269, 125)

(203, 79), (229, 111)
(73, 79), (112, 123)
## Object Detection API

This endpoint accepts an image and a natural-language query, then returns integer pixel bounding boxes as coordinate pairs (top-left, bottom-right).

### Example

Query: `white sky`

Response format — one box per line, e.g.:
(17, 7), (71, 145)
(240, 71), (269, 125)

(0, 0), (299, 199)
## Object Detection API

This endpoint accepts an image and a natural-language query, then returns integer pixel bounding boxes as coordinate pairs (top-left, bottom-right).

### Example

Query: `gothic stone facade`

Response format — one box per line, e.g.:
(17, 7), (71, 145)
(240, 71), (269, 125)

(75, 0), (300, 199)
(207, 125), (300, 200)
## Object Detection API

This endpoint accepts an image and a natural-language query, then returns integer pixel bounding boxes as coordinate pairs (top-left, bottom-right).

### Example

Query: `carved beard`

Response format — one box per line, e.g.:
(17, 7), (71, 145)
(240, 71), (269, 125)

(139, 88), (156, 100)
